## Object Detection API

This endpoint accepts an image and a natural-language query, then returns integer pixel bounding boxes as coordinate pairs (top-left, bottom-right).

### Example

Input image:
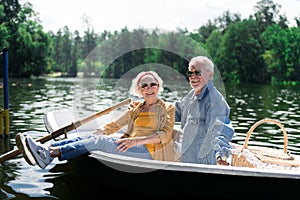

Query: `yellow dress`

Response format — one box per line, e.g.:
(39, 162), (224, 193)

(132, 112), (157, 158)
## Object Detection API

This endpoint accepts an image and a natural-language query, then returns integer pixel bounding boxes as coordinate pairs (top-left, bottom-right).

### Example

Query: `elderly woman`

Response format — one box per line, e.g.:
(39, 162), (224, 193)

(16, 71), (177, 169)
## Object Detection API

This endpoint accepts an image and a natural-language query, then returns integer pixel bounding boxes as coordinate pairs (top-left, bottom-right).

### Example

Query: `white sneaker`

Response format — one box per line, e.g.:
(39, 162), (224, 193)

(15, 133), (36, 166)
(25, 136), (53, 169)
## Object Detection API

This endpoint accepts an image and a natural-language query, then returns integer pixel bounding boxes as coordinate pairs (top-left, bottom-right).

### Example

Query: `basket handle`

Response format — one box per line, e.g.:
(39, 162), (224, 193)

(242, 118), (288, 153)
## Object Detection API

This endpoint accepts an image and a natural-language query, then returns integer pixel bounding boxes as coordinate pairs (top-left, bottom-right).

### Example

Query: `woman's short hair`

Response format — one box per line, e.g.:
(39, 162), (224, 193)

(129, 71), (164, 98)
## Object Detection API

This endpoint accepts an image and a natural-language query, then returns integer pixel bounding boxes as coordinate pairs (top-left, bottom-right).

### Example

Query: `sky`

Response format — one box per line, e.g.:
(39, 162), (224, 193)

(23, 0), (300, 34)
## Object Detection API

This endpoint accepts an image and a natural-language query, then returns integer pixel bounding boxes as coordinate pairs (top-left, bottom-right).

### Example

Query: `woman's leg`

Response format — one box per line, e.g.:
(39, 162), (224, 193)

(50, 136), (84, 147)
(58, 135), (152, 161)
(88, 135), (152, 159)
(49, 137), (85, 160)
(57, 135), (93, 160)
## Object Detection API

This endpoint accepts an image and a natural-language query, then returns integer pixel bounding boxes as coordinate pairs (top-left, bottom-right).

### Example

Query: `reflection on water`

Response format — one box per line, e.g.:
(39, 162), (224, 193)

(1, 78), (300, 199)
(226, 83), (300, 153)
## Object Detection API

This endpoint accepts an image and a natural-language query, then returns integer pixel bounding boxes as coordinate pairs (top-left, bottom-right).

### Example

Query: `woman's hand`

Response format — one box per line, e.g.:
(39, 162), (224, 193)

(92, 128), (105, 135)
(115, 138), (137, 152)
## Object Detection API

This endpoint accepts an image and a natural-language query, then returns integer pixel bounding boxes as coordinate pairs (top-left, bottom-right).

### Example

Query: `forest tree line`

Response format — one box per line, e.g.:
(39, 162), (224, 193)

(0, 0), (300, 84)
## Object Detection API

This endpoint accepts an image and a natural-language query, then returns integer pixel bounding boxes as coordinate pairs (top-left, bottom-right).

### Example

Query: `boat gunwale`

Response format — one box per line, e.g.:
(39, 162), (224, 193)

(90, 150), (300, 179)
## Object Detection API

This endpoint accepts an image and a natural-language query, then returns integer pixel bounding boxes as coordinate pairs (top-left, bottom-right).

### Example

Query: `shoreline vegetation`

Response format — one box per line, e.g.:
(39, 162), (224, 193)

(1, 0), (300, 85)
(31, 72), (300, 87)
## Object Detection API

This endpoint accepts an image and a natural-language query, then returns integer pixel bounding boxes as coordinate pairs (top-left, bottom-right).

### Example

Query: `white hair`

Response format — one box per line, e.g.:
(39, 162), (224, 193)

(129, 71), (164, 98)
(189, 56), (214, 73)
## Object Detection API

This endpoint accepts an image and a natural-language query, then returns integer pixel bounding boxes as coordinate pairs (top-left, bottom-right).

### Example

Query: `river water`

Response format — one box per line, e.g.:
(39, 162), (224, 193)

(1, 77), (300, 199)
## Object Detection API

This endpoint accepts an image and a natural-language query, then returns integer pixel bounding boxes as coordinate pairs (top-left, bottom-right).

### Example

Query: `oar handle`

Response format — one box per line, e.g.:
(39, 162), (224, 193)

(0, 98), (131, 163)
(40, 123), (77, 143)
(79, 99), (131, 125)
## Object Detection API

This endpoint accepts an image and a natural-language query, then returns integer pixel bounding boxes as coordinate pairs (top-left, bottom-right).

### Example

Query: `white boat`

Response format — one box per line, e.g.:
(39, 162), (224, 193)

(42, 108), (300, 199)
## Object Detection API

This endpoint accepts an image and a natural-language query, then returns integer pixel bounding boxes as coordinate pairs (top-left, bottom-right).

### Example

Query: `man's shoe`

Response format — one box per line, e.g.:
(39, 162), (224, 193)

(25, 136), (53, 169)
(15, 133), (36, 166)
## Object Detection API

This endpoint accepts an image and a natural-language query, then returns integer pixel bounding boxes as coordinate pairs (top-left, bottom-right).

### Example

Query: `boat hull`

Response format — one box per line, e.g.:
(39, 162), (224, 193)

(70, 153), (299, 199)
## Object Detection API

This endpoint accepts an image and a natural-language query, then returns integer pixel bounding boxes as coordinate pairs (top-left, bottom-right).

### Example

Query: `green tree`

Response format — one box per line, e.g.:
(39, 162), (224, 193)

(253, 0), (288, 31)
(82, 24), (98, 76)
(69, 30), (81, 77)
(61, 26), (72, 76)
(219, 19), (265, 83)
(52, 29), (63, 72)
(0, 5), (9, 50)
(215, 10), (241, 33)
(8, 2), (50, 77)
(206, 29), (223, 63)
(193, 20), (217, 44)
(262, 25), (300, 83)
(0, 0), (21, 29)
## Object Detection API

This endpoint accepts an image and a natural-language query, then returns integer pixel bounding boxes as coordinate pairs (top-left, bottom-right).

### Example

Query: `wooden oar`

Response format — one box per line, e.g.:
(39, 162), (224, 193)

(0, 98), (131, 163)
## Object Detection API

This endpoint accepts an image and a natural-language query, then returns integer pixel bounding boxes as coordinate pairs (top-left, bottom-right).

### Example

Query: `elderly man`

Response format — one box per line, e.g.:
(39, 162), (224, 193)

(175, 56), (235, 165)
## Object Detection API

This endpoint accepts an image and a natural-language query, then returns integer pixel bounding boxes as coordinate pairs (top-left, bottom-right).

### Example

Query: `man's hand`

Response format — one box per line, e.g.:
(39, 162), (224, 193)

(217, 159), (230, 166)
(216, 156), (230, 166)
(127, 101), (140, 110)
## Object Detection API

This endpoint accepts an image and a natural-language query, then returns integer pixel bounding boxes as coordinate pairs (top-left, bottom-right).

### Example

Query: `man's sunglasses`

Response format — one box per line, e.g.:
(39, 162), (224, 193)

(186, 70), (201, 77)
(141, 82), (158, 89)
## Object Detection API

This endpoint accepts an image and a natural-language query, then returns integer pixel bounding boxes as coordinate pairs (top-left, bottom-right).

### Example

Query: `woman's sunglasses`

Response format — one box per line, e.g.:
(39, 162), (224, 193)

(186, 70), (201, 77)
(140, 82), (158, 89)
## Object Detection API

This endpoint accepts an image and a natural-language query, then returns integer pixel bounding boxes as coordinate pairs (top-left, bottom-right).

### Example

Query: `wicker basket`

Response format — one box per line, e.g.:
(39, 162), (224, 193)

(231, 118), (300, 169)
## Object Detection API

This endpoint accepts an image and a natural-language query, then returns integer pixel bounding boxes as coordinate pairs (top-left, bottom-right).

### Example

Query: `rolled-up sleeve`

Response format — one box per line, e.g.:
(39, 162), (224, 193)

(209, 96), (235, 159)
(103, 112), (131, 135)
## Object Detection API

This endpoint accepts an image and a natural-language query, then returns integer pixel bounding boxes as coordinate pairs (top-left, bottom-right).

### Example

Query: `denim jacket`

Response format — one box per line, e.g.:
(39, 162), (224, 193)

(175, 80), (235, 164)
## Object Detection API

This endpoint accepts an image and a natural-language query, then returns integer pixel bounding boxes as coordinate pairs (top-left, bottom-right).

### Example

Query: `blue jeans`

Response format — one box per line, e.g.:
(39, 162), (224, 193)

(51, 135), (152, 161)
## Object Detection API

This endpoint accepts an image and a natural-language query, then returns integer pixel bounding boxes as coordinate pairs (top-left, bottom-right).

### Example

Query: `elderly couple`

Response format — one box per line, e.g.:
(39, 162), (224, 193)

(16, 56), (235, 169)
